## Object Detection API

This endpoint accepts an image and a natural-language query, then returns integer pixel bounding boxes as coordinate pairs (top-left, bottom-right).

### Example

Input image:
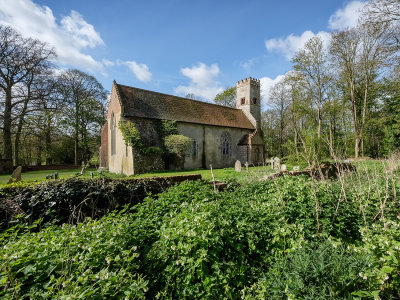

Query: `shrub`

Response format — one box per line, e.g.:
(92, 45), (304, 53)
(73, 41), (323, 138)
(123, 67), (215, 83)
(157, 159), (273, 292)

(164, 134), (191, 157)
(0, 176), (200, 231)
(164, 134), (191, 169)
(243, 240), (377, 299)
(0, 211), (148, 299)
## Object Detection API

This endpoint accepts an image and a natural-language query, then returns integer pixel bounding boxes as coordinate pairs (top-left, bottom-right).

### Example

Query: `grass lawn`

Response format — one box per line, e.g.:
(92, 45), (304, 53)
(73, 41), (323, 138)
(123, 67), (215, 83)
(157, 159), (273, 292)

(0, 165), (277, 186)
(0, 168), (97, 185)
(131, 165), (274, 181)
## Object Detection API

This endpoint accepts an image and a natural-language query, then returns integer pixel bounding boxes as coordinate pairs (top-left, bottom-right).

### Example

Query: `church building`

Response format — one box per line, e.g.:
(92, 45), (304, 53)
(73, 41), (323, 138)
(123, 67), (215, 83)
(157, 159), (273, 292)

(100, 77), (265, 175)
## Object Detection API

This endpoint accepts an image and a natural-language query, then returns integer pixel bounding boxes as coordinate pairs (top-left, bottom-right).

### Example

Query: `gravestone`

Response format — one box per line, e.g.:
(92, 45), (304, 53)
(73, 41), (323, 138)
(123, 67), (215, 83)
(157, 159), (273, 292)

(234, 160), (242, 172)
(270, 157), (274, 169)
(292, 166), (300, 171)
(245, 162), (249, 172)
(273, 157), (280, 170)
(8, 166), (22, 184)
(54, 172), (59, 179)
(281, 164), (287, 171)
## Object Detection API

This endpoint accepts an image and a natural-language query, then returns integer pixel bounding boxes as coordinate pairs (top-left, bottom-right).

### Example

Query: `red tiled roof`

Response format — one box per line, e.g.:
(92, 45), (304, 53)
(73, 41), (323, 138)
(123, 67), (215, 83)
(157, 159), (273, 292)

(115, 83), (255, 130)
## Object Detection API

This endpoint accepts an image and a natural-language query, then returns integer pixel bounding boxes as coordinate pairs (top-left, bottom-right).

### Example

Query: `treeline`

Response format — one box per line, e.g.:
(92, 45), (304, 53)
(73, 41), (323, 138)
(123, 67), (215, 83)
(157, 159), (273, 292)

(263, 0), (400, 162)
(0, 26), (107, 166)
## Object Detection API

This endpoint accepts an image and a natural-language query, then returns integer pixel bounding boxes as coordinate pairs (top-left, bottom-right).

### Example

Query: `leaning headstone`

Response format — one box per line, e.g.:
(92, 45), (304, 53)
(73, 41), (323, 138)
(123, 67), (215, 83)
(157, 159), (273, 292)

(90, 172), (94, 178)
(234, 160), (242, 172)
(245, 162), (249, 172)
(54, 172), (59, 180)
(8, 166), (22, 184)
(281, 164), (287, 171)
(292, 166), (300, 171)
(270, 157), (274, 169)
(273, 157), (280, 170)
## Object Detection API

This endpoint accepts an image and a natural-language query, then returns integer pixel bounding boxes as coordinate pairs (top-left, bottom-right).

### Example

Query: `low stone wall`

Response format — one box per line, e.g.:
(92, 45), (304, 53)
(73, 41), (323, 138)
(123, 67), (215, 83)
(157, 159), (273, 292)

(22, 165), (80, 172)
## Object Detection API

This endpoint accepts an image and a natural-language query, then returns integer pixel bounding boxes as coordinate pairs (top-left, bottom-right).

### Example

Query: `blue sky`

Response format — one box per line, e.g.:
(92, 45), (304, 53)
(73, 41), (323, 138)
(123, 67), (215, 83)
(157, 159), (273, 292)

(0, 0), (366, 106)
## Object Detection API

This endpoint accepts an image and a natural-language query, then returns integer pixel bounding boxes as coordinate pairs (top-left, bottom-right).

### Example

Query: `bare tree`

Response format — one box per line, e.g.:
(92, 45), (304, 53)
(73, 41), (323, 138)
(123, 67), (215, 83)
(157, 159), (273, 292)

(268, 80), (290, 157)
(292, 36), (331, 141)
(330, 29), (362, 157)
(363, 0), (400, 57)
(0, 26), (55, 161)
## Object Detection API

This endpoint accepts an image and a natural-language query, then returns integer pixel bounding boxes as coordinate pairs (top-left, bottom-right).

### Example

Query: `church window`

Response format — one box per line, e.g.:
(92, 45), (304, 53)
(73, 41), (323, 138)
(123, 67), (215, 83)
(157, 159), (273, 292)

(220, 132), (231, 156)
(253, 97), (257, 104)
(111, 112), (116, 156)
(254, 147), (260, 162)
(241, 97), (245, 105)
(192, 140), (198, 157)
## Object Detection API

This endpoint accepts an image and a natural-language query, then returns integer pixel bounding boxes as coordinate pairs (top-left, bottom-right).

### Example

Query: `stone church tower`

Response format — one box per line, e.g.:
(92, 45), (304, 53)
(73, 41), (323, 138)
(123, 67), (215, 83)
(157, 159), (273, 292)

(236, 77), (261, 130)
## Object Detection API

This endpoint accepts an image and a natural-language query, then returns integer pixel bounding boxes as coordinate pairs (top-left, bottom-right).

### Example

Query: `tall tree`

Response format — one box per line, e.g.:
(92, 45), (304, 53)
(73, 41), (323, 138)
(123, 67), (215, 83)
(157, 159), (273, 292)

(214, 87), (236, 108)
(57, 69), (107, 165)
(0, 26), (55, 160)
(292, 36), (331, 141)
(12, 69), (57, 164)
(268, 80), (290, 157)
(330, 29), (362, 157)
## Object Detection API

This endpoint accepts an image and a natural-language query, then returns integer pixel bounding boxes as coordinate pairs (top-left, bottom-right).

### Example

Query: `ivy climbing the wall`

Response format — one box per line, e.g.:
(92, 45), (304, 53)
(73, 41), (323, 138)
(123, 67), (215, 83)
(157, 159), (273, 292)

(119, 119), (192, 170)
(119, 120), (162, 155)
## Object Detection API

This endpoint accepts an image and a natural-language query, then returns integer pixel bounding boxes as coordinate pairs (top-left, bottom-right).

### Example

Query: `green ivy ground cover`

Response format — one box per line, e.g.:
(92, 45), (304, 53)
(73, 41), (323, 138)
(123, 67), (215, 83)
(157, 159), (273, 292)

(0, 162), (399, 299)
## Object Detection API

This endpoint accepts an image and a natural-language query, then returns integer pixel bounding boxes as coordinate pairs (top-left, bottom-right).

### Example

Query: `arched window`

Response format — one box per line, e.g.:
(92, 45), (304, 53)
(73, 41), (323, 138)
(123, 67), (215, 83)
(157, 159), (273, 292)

(220, 132), (231, 156)
(192, 140), (198, 157)
(254, 147), (260, 162)
(111, 113), (116, 156)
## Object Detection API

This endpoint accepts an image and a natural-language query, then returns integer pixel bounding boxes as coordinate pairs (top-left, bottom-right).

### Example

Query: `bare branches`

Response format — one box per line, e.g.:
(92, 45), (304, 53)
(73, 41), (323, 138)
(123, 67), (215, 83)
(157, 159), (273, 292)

(0, 25), (55, 161)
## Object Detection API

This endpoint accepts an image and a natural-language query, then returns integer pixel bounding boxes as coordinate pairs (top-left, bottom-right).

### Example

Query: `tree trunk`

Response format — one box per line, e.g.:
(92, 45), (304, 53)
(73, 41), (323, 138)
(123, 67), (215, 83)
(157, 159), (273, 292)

(45, 110), (52, 165)
(74, 99), (79, 166)
(360, 78), (369, 158)
(3, 87), (13, 161)
(36, 135), (42, 166)
(349, 79), (359, 158)
(14, 95), (30, 165)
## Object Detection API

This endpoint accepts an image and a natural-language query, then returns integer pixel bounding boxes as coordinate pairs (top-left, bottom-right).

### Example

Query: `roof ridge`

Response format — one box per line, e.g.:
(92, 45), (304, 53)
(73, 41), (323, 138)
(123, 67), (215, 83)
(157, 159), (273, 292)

(115, 82), (241, 111)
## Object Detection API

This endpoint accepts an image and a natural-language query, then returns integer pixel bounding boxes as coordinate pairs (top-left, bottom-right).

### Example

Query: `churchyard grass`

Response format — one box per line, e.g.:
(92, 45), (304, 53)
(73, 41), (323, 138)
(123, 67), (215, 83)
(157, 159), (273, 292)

(0, 168), (98, 185)
(0, 165), (276, 186)
(131, 165), (275, 181)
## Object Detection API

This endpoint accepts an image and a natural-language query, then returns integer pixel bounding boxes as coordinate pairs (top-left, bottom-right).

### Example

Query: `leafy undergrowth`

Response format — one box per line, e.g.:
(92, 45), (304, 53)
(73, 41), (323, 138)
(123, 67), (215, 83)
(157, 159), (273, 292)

(0, 175), (203, 232)
(0, 165), (399, 299)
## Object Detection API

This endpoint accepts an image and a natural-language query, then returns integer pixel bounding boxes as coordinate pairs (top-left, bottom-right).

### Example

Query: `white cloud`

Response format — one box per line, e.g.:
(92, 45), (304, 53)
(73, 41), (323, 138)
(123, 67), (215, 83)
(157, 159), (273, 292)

(174, 62), (223, 100)
(328, 1), (366, 30)
(123, 61), (152, 83)
(240, 58), (258, 71)
(259, 74), (286, 107)
(265, 30), (331, 60)
(264, 1), (366, 61)
(102, 58), (115, 67)
(0, 0), (104, 72)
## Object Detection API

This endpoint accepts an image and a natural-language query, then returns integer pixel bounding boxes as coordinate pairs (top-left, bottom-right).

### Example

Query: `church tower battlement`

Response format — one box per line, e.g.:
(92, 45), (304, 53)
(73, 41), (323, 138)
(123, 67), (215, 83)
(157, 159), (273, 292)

(236, 77), (261, 130)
